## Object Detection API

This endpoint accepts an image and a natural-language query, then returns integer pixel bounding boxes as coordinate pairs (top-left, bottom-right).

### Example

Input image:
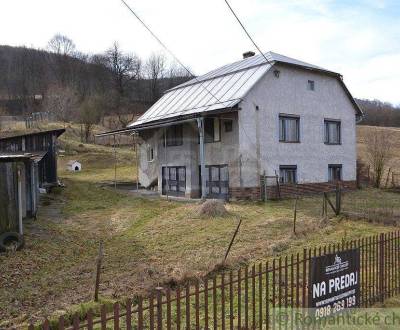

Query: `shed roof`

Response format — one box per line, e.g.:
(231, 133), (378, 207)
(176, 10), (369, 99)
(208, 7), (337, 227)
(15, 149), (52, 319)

(128, 51), (362, 129)
(0, 128), (65, 140)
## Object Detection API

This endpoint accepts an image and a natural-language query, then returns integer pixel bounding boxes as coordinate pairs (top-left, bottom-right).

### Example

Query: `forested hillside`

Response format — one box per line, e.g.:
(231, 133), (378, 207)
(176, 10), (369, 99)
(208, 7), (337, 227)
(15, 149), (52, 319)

(1, 35), (399, 131)
(356, 98), (400, 127)
(0, 35), (191, 128)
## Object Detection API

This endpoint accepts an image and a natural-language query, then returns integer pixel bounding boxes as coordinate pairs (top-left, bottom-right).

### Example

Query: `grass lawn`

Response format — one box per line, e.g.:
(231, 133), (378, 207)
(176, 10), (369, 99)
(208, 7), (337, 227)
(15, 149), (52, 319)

(1, 125), (400, 328)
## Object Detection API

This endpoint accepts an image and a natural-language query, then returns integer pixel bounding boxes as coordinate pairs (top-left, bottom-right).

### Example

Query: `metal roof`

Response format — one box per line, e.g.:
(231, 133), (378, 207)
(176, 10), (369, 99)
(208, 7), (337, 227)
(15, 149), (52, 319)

(169, 51), (333, 91)
(128, 51), (359, 128)
(129, 62), (271, 128)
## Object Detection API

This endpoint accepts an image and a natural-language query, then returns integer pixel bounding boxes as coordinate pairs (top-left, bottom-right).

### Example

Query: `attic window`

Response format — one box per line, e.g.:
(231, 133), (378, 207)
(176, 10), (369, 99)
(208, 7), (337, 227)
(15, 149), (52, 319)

(308, 80), (315, 91)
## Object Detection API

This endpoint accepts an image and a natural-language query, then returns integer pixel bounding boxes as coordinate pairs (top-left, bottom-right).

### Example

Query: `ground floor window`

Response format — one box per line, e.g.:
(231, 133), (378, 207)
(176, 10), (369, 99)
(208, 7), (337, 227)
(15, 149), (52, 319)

(279, 165), (297, 184)
(328, 164), (342, 182)
(162, 166), (186, 196)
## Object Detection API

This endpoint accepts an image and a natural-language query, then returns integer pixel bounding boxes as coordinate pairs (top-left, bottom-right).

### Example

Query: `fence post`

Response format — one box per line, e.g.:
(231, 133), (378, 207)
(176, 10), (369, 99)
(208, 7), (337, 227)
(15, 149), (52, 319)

(156, 288), (163, 330)
(379, 233), (385, 302)
(335, 182), (341, 215)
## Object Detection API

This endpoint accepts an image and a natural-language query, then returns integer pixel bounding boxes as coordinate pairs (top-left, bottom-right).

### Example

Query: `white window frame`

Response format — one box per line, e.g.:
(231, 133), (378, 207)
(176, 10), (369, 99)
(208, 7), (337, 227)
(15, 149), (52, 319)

(279, 165), (298, 184)
(279, 114), (300, 143)
(324, 119), (341, 145)
(146, 145), (154, 162)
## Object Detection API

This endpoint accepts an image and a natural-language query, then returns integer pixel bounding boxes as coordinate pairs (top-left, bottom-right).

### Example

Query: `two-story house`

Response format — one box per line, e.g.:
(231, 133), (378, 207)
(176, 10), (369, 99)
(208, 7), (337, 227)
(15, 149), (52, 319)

(127, 51), (362, 200)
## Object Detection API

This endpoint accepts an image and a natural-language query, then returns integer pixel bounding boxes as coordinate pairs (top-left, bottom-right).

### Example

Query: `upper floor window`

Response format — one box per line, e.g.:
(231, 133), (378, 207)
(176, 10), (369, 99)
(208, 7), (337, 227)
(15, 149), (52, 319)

(308, 80), (315, 91)
(279, 115), (300, 142)
(325, 120), (341, 144)
(164, 124), (183, 147)
(146, 146), (154, 162)
(328, 164), (342, 182)
(204, 118), (221, 143)
(279, 165), (297, 184)
(224, 120), (233, 133)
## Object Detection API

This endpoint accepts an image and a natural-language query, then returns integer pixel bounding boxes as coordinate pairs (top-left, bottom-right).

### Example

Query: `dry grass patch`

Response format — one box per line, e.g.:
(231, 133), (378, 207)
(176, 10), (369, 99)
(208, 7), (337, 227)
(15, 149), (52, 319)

(197, 199), (228, 218)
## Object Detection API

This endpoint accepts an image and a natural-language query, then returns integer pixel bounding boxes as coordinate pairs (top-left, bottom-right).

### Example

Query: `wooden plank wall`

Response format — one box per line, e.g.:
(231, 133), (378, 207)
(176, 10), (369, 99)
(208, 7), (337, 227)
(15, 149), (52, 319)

(0, 162), (18, 234)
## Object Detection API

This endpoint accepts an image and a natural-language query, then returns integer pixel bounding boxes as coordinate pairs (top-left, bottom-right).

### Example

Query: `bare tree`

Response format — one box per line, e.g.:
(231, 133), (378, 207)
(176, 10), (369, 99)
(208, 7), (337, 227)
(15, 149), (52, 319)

(145, 52), (167, 103)
(47, 34), (76, 56)
(365, 128), (394, 188)
(79, 96), (103, 142)
(103, 42), (141, 96)
(42, 85), (79, 125)
(166, 61), (193, 89)
(47, 34), (78, 87)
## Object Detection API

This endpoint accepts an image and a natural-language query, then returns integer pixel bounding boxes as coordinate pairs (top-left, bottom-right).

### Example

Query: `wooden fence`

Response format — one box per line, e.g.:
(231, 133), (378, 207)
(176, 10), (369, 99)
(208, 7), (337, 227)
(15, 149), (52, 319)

(32, 231), (400, 329)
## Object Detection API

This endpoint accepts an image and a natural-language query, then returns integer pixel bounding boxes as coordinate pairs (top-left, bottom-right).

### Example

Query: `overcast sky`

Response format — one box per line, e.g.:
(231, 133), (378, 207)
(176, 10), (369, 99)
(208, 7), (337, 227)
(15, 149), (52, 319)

(1, 0), (400, 105)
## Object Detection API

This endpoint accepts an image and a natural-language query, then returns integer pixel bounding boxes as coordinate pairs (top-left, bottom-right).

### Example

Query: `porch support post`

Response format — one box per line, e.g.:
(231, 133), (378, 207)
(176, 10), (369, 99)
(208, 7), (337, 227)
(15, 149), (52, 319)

(197, 117), (207, 199)
(17, 166), (23, 235)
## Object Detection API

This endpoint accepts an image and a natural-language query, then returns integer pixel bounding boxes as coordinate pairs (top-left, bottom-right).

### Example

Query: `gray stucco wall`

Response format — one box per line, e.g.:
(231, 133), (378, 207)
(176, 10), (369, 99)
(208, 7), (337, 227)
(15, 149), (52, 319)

(138, 112), (240, 197)
(138, 63), (358, 196)
(238, 64), (357, 187)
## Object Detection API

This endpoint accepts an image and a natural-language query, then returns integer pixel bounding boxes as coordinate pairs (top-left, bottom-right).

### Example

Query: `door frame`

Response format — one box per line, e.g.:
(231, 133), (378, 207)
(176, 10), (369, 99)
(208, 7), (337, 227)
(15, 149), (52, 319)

(199, 164), (229, 200)
(162, 166), (186, 197)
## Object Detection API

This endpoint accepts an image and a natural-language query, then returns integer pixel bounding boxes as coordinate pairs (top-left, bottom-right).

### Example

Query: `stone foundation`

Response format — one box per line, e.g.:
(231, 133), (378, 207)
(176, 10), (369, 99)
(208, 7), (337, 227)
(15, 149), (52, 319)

(230, 181), (357, 201)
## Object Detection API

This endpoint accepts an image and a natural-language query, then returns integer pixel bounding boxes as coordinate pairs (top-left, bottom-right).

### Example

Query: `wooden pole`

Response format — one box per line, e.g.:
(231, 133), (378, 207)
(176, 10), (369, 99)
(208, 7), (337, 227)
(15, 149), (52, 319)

(94, 241), (103, 302)
(293, 196), (298, 234)
(274, 170), (281, 199)
(113, 134), (117, 190)
(335, 183), (341, 216)
(385, 168), (391, 188)
(223, 218), (242, 263)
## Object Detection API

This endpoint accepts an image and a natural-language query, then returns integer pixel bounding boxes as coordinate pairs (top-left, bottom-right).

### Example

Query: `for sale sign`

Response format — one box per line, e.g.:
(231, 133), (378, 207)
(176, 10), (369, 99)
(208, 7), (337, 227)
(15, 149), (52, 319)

(308, 249), (360, 318)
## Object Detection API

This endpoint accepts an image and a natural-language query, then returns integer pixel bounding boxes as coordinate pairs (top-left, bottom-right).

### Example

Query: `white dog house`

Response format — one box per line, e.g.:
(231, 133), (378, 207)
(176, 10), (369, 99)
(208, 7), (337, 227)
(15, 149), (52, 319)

(66, 160), (81, 172)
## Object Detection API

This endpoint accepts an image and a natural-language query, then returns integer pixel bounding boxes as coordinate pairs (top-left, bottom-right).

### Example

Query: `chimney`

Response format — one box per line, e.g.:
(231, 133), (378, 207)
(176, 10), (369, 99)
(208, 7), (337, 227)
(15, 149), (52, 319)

(243, 51), (255, 59)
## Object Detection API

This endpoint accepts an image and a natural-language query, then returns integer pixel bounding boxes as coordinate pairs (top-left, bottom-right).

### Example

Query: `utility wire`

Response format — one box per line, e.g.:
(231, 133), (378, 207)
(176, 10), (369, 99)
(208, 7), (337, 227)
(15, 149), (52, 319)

(120, 0), (222, 103)
(223, 0), (273, 66)
(120, 0), (263, 158)
(223, 0), (276, 154)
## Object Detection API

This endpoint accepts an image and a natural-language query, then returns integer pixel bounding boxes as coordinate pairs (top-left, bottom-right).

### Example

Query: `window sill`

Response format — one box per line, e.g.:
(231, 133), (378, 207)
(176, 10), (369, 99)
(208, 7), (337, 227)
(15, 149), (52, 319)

(324, 143), (341, 145)
(165, 144), (183, 148)
(279, 140), (300, 143)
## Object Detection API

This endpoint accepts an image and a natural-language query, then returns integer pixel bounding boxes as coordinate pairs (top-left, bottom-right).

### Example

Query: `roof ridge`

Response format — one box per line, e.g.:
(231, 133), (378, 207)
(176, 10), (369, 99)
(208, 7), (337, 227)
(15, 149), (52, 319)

(167, 51), (336, 93)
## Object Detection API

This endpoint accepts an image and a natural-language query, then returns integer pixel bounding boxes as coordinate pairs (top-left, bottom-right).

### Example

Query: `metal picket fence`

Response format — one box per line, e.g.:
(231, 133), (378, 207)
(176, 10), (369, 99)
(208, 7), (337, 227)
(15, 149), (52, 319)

(31, 231), (400, 329)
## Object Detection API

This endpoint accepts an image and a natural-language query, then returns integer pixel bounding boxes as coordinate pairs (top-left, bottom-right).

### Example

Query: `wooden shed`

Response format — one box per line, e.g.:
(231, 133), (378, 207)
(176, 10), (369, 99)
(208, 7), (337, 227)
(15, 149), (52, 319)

(0, 128), (65, 188)
(0, 154), (39, 235)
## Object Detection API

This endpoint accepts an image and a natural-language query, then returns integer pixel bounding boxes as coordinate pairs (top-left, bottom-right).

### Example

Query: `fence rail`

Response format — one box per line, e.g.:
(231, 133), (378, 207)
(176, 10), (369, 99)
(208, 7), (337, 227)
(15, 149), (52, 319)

(31, 231), (400, 329)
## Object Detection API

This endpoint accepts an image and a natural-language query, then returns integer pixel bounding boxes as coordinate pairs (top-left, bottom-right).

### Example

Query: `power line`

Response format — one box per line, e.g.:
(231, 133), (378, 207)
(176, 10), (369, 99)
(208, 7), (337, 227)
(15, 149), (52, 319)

(223, 0), (273, 66)
(119, 0), (222, 103)
(120, 0), (263, 158)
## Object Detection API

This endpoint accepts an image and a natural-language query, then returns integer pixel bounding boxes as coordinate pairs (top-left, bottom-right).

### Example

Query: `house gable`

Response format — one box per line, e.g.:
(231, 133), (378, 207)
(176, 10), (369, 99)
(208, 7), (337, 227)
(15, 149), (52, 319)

(237, 63), (357, 185)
